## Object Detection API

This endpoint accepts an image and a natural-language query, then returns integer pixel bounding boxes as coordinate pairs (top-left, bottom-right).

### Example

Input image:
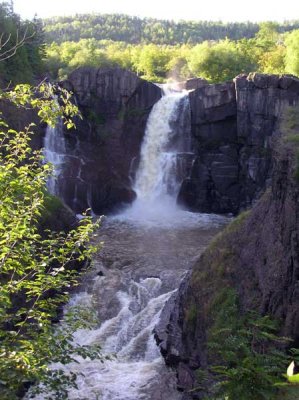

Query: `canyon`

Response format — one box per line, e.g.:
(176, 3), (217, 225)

(11, 68), (299, 399)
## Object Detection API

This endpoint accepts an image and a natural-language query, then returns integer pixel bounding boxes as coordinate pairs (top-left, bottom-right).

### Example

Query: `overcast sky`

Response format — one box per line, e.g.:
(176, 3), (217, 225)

(12, 0), (299, 22)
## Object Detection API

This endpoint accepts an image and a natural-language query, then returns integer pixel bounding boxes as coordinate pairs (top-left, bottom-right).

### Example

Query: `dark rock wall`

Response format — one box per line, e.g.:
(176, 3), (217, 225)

(156, 98), (299, 398)
(178, 82), (238, 213)
(0, 98), (45, 151)
(179, 73), (299, 214)
(59, 67), (161, 214)
(236, 73), (299, 208)
(50, 69), (299, 217)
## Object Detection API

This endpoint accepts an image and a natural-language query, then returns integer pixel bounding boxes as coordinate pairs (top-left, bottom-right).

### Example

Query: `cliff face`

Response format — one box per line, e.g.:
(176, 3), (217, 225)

(236, 73), (299, 208)
(50, 70), (299, 216)
(0, 98), (45, 151)
(179, 73), (299, 214)
(178, 81), (238, 213)
(58, 67), (161, 214)
(156, 98), (299, 398)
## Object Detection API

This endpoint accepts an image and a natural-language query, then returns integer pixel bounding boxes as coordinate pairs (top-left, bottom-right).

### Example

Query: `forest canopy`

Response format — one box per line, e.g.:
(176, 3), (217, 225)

(43, 13), (299, 45)
(43, 23), (299, 83)
(1, 5), (299, 85)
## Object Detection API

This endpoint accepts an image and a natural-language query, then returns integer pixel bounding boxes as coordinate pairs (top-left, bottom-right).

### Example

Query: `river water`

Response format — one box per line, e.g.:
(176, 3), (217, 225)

(53, 212), (228, 400)
(40, 87), (229, 399)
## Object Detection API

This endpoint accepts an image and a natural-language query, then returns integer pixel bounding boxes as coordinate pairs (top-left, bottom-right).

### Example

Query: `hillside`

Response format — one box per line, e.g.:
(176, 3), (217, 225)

(43, 13), (299, 45)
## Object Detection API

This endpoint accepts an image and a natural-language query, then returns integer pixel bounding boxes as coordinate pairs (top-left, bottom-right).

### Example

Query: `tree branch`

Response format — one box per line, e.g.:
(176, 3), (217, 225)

(0, 27), (35, 62)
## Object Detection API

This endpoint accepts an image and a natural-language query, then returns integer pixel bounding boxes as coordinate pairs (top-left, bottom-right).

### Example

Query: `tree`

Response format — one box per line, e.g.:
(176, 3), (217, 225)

(258, 45), (286, 74)
(255, 22), (280, 51)
(187, 39), (256, 83)
(285, 29), (299, 76)
(131, 44), (175, 82)
(0, 83), (102, 399)
(0, 2), (44, 84)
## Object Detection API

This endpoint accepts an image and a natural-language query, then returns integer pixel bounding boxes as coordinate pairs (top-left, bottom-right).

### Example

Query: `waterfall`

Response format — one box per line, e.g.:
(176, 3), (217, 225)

(118, 87), (194, 225)
(43, 121), (87, 213)
(43, 121), (66, 196)
(134, 89), (191, 201)
(30, 87), (230, 400)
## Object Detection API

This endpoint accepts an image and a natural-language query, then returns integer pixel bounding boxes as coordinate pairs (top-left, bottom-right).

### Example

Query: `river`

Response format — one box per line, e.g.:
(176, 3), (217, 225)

(40, 86), (229, 399)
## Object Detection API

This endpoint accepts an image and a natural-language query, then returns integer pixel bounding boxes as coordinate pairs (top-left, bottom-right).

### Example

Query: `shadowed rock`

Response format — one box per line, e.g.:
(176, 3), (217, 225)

(58, 67), (162, 214)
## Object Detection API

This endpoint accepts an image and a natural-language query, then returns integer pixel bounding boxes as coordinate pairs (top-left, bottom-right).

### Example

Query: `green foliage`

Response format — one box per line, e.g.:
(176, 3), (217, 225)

(0, 3), (45, 84)
(40, 14), (299, 84)
(285, 29), (299, 76)
(258, 45), (286, 74)
(0, 84), (101, 399)
(131, 44), (176, 81)
(187, 39), (257, 83)
(42, 14), (299, 46)
(43, 30), (298, 84)
(197, 288), (296, 400)
(275, 386), (299, 400)
(255, 22), (280, 51)
(41, 15), (299, 84)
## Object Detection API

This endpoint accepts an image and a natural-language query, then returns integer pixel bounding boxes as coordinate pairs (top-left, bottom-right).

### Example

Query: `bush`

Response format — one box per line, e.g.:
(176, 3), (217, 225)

(196, 288), (298, 400)
(0, 83), (102, 399)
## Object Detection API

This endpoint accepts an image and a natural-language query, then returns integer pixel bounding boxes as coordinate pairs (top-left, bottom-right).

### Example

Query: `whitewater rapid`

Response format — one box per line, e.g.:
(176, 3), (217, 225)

(37, 86), (230, 399)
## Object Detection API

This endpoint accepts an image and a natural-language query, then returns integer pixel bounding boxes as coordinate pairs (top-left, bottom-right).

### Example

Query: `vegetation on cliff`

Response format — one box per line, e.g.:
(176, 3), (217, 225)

(2, 4), (299, 85)
(184, 206), (299, 399)
(0, 84), (103, 399)
(181, 109), (299, 398)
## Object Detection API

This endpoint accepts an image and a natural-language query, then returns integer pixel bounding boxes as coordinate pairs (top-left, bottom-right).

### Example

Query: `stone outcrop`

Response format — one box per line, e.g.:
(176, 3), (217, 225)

(179, 73), (299, 214)
(48, 69), (299, 217)
(155, 99), (299, 398)
(185, 78), (208, 91)
(58, 67), (161, 214)
(178, 81), (238, 213)
(236, 73), (299, 208)
(0, 98), (45, 151)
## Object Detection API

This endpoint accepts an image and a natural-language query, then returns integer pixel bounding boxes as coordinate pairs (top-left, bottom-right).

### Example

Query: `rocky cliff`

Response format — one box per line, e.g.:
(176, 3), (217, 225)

(179, 73), (299, 214)
(49, 70), (299, 217)
(58, 67), (161, 214)
(155, 97), (299, 398)
(0, 98), (45, 151)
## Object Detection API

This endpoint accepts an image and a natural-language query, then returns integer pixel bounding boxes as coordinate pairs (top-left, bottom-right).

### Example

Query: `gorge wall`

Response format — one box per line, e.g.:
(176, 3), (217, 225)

(179, 73), (299, 214)
(49, 68), (299, 216)
(155, 82), (299, 398)
(58, 67), (161, 214)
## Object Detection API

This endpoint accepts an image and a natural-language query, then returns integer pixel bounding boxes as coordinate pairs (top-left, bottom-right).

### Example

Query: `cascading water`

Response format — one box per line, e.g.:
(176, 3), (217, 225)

(134, 90), (190, 200)
(118, 86), (198, 226)
(43, 120), (66, 196)
(43, 120), (88, 213)
(33, 85), (230, 400)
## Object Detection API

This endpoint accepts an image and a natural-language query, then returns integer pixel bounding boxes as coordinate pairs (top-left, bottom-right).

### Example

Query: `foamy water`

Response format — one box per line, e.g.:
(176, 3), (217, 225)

(33, 85), (230, 400)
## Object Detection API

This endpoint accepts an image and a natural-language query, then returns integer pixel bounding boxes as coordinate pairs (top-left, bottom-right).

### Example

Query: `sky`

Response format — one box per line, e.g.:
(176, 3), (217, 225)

(12, 0), (299, 22)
